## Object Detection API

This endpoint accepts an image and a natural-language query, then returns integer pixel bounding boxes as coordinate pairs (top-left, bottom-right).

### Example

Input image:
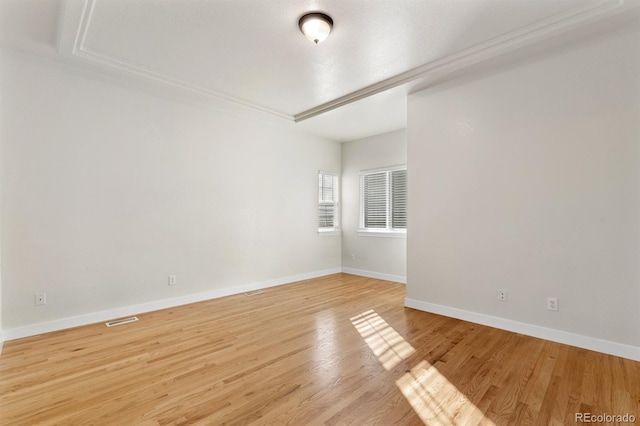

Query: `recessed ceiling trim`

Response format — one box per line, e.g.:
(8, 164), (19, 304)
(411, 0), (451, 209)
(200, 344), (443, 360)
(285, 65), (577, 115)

(58, 0), (294, 122)
(294, 0), (631, 122)
(76, 46), (295, 121)
(57, 0), (89, 55)
(75, 0), (94, 53)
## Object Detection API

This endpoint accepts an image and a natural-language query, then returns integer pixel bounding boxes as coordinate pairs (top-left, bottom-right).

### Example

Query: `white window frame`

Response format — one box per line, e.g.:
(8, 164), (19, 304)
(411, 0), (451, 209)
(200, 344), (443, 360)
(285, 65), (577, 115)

(358, 165), (407, 238)
(318, 171), (341, 236)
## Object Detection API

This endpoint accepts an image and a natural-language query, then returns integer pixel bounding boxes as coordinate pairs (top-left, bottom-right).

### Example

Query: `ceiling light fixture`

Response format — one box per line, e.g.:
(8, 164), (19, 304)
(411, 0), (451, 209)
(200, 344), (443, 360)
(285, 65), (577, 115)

(298, 12), (333, 44)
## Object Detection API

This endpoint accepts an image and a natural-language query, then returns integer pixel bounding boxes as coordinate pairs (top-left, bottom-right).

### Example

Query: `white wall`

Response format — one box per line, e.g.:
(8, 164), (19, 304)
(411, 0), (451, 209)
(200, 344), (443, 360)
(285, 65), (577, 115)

(341, 129), (406, 282)
(407, 23), (640, 357)
(0, 99), (3, 352)
(0, 51), (341, 332)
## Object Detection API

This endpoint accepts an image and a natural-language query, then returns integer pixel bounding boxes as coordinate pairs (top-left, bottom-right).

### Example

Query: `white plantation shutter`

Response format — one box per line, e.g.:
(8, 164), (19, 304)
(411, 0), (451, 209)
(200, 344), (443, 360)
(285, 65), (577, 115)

(318, 172), (339, 231)
(360, 166), (407, 232)
(391, 169), (407, 229)
(362, 172), (388, 228)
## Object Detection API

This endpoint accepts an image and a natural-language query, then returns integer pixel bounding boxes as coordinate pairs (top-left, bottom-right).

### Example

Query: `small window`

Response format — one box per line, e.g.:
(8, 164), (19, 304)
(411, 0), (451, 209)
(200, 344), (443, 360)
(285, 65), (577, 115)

(318, 171), (340, 234)
(359, 166), (407, 236)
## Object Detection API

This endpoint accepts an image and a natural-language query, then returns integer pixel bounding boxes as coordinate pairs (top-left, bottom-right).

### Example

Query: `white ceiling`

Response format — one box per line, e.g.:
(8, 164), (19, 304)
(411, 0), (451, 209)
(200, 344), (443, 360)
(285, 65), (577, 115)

(1, 0), (638, 141)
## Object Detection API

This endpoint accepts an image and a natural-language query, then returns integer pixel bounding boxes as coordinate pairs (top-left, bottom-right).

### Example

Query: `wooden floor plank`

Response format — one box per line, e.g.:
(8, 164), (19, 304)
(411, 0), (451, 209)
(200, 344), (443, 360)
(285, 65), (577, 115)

(0, 273), (638, 425)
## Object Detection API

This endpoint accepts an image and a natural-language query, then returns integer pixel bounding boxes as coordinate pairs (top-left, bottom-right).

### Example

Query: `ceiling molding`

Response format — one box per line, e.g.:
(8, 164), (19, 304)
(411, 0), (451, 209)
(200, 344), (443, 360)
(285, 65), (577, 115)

(294, 0), (633, 122)
(58, 0), (636, 124)
(75, 47), (295, 121)
(58, 0), (294, 122)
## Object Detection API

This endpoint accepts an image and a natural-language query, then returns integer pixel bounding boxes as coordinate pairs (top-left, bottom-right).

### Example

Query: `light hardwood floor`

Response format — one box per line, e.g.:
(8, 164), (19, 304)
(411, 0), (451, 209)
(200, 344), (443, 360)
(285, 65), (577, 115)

(0, 273), (638, 425)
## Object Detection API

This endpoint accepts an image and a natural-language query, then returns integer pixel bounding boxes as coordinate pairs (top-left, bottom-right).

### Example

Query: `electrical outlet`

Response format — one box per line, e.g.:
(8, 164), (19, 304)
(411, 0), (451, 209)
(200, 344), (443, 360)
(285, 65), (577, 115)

(497, 289), (507, 302)
(168, 275), (177, 286)
(547, 297), (558, 311)
(35, 292), (47, 306)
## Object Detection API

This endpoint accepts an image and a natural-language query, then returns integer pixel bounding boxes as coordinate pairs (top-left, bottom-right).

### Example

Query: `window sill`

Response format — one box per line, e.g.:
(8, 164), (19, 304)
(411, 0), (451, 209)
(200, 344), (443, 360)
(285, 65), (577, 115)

(357, 229), (406, 238)
(318, 229), (341, 236)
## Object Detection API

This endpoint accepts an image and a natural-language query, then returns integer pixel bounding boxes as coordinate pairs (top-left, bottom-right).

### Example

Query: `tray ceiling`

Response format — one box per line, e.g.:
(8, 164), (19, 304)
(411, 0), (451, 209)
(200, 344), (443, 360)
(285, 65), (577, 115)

(3, 0), (637, 141)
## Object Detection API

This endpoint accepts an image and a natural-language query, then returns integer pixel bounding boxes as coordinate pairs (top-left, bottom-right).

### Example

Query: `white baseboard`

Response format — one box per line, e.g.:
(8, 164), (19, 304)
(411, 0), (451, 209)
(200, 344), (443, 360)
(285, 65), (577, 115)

(2, 268), (342, 342)
(0, 330), (4, 355)
(341, 267), (406, 284)
(405, 298), (640, 362)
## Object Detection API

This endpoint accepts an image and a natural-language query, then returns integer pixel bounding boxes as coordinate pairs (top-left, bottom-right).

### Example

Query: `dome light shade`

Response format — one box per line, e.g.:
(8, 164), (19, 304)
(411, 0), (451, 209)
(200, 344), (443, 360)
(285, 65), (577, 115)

(298, 13), (333, 44)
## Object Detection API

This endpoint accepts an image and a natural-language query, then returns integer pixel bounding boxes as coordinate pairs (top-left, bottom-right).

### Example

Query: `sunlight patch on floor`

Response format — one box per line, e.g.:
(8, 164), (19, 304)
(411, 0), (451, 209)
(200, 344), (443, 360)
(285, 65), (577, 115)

(396, 360), (496, 425)
(350, 309), (415, 370)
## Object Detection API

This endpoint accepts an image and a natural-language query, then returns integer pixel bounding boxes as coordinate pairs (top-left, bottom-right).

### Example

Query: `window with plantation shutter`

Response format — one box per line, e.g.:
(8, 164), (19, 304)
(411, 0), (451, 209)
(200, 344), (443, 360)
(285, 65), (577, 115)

(318, 172), (340, 234)
(391, 169), (407, 229)
(359, 166), (407, 236)
(362, 172), (387, 228)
